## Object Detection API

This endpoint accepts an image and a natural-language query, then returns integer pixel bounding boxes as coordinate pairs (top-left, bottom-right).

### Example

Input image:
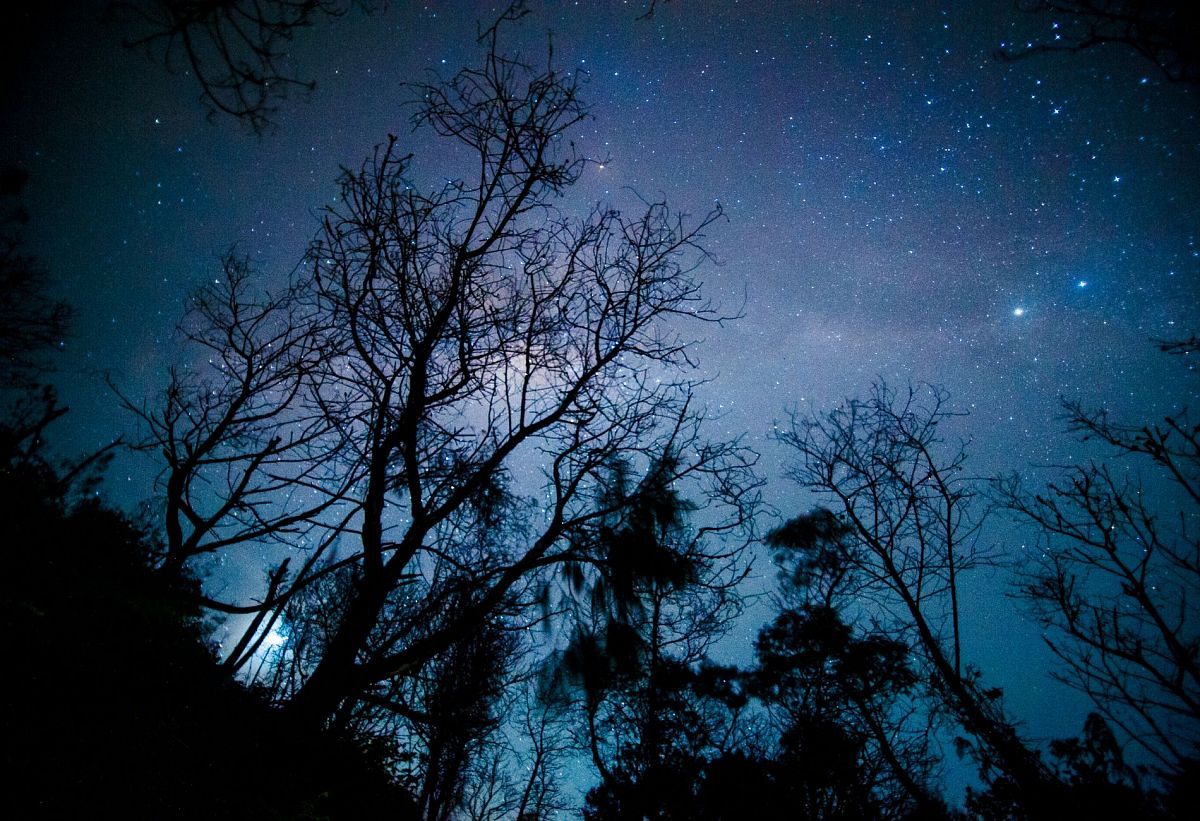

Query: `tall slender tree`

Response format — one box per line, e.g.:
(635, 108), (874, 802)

(776, 382), (1063, 810)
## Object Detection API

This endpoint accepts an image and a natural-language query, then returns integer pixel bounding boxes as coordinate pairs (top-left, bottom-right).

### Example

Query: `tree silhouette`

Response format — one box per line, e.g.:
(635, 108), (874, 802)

(110, 0), (370, 133)
(457, 683), (575, 821)
(117, 252), (352, 584)
(0, 167), (70, 390)
(2, 385), (417, 818)
(547, 457), (753, 819)
(0, 167), (116, 495)
(754, 508), (949, 818)
(138, 13), (758, 733)
(996, 1), (1200, 84)
(109, 1), (676, 133)
(998, 358), (1200, 781)
(776, 382), (1064, 811)
(413, 618), (516, 821)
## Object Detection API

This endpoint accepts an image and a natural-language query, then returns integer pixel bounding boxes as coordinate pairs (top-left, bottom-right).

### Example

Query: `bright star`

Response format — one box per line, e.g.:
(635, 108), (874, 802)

(1012, 307), (1025, 317)
(1077, 280), (1088, 288)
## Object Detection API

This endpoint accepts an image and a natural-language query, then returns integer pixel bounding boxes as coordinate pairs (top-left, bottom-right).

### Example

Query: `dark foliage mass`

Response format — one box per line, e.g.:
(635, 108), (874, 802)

(1, 175), (414, 815)
(0, 423), (416, 818)
(0, 167), (69, 388)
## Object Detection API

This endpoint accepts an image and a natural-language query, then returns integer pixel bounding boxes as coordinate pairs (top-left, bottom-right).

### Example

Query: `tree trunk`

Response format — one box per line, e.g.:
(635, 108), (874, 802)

(285, 574), (391, 727)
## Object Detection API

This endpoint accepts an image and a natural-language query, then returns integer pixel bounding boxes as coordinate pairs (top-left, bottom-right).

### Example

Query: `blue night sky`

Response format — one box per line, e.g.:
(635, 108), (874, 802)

(3, 0), (1197, 797)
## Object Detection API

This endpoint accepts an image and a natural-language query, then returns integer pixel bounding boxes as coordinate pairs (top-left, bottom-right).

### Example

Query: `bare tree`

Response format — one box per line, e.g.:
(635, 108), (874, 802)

(996, 1), (1200, 85)
(1157, 335), (1200, 357)
(117, 251), (354, 634)
(140, 12), (758, 730)
(108, 1), (677, 133)
(408, 618), (517, 821)
(110, 0), (369, 132)
(999, 391), (1200, 776)
(457, 682), (575, 821)
(511, 694), (574, 820)
(777, 382), (1061, 806)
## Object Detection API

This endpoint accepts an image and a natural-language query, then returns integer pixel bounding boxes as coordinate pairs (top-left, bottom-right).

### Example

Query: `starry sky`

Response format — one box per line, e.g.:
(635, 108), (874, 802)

(3, 0), (1198, 783)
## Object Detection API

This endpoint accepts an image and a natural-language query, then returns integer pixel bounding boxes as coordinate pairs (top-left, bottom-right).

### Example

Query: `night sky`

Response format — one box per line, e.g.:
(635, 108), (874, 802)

(3, 0), (1198, 797)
